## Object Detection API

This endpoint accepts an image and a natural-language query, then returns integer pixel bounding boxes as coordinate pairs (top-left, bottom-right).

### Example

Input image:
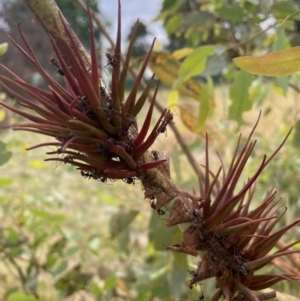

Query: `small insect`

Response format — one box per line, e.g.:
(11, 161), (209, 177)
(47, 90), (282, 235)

(81, 170), (93, 179)
(121, 115), (136, 137)
(159, 111), (174, 135)
(149, 199), (166, 217)
(157, 208), (165, 216)
(104, 52), (118, 68)
(159, 124), (167, 134)
(151, 150), (160, 161)
(100, 177), (108, 183)
(123, 177), (135, 185)
(239, 265), (247, 276)
(192, 209), (199, 218)
(49, 57), (64, 76)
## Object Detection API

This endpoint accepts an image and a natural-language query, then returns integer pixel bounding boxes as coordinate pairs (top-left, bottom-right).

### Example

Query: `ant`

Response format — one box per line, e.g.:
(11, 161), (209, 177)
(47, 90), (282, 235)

(151, 150), (159, 161)
(159, 111), (174, 135)
(81, 169), (93, 179)
(123, 177), (135, 185)
(104, 52), (118, 68)
(157, 209), (165, 216)
(49, 57), (64, 76)
(149, 199), (165, 216)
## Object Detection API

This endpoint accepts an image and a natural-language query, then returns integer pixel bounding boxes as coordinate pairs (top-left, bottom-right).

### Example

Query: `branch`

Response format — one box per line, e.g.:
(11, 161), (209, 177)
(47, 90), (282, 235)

(23, 0), (91, 71)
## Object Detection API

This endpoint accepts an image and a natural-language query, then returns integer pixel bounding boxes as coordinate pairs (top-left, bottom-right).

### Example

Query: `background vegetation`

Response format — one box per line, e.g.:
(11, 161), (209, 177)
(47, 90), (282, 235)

(0, 0), (300, 300)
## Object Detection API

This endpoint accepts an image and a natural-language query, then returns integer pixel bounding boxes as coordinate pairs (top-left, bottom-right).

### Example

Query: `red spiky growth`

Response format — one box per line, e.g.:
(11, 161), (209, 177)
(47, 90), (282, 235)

(0, 1), (170, 183)
(159, 113), (300, 300)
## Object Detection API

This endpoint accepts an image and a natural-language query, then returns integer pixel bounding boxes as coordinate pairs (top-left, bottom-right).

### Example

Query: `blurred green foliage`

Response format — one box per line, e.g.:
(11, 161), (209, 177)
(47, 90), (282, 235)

(1, 0), (300, 300)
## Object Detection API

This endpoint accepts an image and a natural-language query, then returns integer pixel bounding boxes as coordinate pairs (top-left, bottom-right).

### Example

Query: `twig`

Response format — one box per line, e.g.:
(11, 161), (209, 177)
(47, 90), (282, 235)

(6, 256), (40, 299)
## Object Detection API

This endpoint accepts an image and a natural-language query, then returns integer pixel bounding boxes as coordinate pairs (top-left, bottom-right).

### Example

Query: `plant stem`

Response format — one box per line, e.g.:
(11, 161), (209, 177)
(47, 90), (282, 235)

(23, 0), (91, 71)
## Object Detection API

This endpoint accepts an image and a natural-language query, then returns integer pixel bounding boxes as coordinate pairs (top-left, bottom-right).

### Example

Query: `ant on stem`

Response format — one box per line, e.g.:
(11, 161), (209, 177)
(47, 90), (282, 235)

(49, 57), (64, 76)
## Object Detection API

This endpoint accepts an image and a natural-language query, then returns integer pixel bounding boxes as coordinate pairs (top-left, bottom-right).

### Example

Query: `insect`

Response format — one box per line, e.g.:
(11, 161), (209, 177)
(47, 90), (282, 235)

(157, 208), (165, 216)
(149, 199), (166, 216)
(123, 177), (135, 185)
(104, 52), (118, 68)
(159, 111), (174, 135)
(151, 150), (159, 161)
(81, 170), (93, 179)
(49, 57), (64, 76)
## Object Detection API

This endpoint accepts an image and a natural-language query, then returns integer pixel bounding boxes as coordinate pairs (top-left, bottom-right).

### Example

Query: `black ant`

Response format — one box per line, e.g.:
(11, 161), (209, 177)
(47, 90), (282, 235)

(151, 150), (159, 161)
(104, 52), (118, 68)
(157, 209), (165, 216)
(159, 111), (174, 135)
(120, 115), (136, 137)
(81, 170), (93, 179)
(149, 199), (165, 216)
(49, 57), (64, 76)
(123, 177), (135, 185)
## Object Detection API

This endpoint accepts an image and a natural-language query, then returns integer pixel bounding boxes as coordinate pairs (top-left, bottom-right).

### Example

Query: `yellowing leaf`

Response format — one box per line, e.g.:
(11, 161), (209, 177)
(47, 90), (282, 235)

(148, 51), (202, 100)
(178, 102), (220, 141)
(0, 108), (6, 122)
(172, 47), (194, 60)
(233, 46), (300, 76)
(167, 90), (179, 109)
(154, 39), (161, 51)
(0, 43), (8, 56)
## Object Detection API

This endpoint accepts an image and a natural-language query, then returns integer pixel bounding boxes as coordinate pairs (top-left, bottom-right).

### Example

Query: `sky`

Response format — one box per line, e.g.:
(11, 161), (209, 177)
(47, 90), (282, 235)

(98, 0), (167, 47)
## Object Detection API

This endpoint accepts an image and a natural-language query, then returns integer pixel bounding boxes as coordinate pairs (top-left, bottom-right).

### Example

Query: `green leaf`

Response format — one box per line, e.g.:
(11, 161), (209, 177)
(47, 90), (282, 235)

(173, 46), (215, 88)
(7, 293), (40, 301)
(64, 246), (80, 257)
(197, 77), (214, 130)
(88, 236), (101, 254)
(0, 141), (12, 166)
(45, 254), (58, 269)
(103, 274), (117, 291)
(178, 11), (215, 32)
(148, 51), (202, 100)
(166, 15), (181, 35)
(274, 76), (288, 96)
(30, 209), (65, 223)
(161, 0), (183, 13)
(109, 209), (138, 238)
(233, 46), (300, 76)
(0, 43), (8, 56)
(271, 1), (300, 21)
(229, 71), (254, 125)
(89, 279), (102, 296)
(217, 4), (246, 24)
(53, 259), (68, 276)
(148, 211), (177, 250)
(169, 253), (187, 297)
(293, 118), (300, 148)
(153, 0), (184, 21)
(272, 26), (289, 51)
(248, 77), (268, 106)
